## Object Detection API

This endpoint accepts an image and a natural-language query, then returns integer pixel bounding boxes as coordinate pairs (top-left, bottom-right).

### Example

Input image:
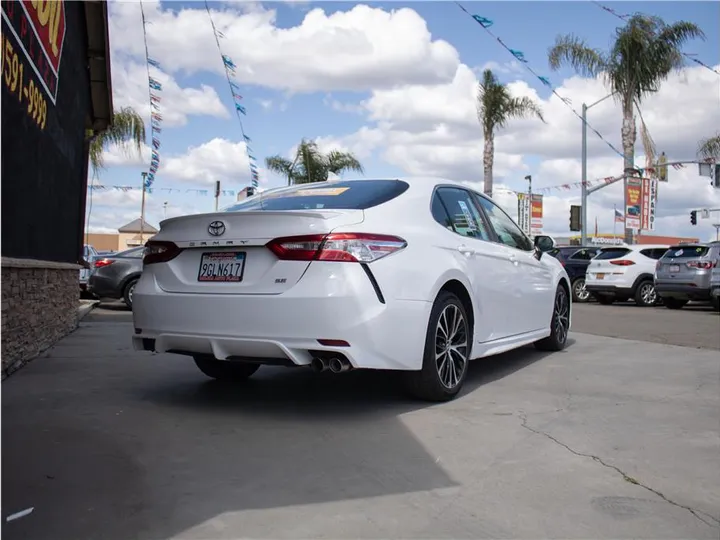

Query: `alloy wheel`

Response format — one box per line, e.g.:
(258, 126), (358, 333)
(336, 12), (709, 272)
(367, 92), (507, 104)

(640, 283), (656, 305)
(127, 283), (135, 305)
(553, 288), (570, 345)
(435, 304), (468, 389)
(574, 279), (590, 301)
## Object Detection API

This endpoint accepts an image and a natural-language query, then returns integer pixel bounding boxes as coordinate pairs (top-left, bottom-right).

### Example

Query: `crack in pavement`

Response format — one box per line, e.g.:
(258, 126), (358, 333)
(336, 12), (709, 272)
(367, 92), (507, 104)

(518, 414), (720, 529)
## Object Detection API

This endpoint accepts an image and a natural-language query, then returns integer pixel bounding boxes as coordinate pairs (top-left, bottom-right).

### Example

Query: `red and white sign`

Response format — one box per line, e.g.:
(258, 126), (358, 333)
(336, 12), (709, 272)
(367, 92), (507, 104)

(530, 194), (543, 235)
(1, 0), (66, 103)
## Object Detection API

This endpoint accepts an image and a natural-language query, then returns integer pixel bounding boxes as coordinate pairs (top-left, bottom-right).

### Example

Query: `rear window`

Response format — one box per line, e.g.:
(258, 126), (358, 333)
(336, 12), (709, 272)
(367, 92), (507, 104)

(594, 248), (631, 260)
(662, 246), (709, 259)
(116, 247), (145, 258)
(225, 180), (409, 212)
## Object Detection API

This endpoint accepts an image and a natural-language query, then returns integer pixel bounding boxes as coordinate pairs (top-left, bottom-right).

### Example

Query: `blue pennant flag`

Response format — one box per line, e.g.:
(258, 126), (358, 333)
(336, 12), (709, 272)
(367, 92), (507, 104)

(472, 15), (493, 28)
(248, 153), (256, 161)
(251, 178), (259, 188)
(147, 58), (161, 69)
(222, 55), (237, 70)
(235, 103), (246, 115)
(149, 77), (162, 91)
(509, 49), (527, 63)
(230, 82), (241, 92)
(538, 76), (551, 87)
(243, 134), (252, 142)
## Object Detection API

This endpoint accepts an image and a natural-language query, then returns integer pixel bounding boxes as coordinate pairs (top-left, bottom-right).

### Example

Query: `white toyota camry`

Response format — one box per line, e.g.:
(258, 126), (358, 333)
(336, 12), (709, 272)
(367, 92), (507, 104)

(132, 178), (571, 401)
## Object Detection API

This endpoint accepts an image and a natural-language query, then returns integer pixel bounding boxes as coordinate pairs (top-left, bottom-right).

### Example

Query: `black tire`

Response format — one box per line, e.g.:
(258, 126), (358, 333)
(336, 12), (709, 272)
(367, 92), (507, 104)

(711, 297), (720, 312)
(193, 355), (260, 381)
(123, 278), (138, 308)
(406, 291), (472, 402)
(663, 298), (688, 310)
(535, 284), (571, 352)
(634, 280), (657, 307)
(571, 278), (590, 303)
(594, 293), (614, 305)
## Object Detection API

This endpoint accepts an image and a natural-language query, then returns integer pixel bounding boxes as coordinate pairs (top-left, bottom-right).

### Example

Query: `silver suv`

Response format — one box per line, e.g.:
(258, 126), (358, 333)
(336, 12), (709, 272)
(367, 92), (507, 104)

(655, 241), (720, 310)
(711, 248), (720, 312)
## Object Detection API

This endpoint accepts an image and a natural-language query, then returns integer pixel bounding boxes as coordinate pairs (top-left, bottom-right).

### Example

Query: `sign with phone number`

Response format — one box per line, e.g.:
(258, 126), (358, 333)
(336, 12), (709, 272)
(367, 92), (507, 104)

(2, 27), (47, 130)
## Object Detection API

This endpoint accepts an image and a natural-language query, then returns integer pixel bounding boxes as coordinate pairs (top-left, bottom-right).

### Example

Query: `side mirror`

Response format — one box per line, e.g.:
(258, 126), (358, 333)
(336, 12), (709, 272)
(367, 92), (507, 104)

(534, 235), (556, 252)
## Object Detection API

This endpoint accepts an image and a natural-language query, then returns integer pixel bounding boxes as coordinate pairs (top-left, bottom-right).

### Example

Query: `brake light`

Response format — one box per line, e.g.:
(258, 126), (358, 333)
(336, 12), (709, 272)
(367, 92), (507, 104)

(266, 233), (407, 262)
(687, 261), (713, 269)
(144, 241), (182, 265)
(610, 260), (635, 266)
(94, 259), (115, 268)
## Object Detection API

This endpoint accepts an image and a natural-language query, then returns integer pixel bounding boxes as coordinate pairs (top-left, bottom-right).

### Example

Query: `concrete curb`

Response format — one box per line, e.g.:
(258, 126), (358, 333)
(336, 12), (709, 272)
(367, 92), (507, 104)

(78, 300), (100, 322)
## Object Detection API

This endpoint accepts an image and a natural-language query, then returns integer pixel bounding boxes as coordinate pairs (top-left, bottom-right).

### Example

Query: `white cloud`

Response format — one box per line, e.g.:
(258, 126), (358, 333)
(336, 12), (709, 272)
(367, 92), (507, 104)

(161, 138), (256, 185)
(100, 141), (152, 167)
(111, 60), (228, 128)
(108, 3), (459, 92)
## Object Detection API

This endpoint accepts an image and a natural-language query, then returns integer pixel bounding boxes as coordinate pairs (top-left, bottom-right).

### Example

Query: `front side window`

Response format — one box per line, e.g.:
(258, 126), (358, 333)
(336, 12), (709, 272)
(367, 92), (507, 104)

(474, 195), (533, 251)
(435, 188), (491, 241)
(570, 248), (597, 260)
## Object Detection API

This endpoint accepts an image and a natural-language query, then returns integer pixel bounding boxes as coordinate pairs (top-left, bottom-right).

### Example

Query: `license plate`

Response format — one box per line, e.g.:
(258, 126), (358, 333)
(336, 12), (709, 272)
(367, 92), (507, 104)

(669, 265), (680, 273)
(198, 252), (246, 282)
(596, 273), (605, 279)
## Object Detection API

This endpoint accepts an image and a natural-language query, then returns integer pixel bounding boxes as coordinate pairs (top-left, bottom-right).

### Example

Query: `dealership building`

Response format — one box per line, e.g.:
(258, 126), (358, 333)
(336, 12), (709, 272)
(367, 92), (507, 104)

(1, 1), (113, 377)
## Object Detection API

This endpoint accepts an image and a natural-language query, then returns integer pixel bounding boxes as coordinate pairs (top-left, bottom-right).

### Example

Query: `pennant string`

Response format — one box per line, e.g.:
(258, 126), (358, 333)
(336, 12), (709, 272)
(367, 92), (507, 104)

(455, 1), (642, 167)
(140, 0), (164, 189)
(205, 0), (259, 188)
(592, 1), (720, 76)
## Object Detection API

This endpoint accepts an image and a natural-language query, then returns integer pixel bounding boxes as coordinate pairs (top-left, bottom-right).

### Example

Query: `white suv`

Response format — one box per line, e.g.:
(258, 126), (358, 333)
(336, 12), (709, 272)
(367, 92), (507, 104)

(585, 244), (669, 307)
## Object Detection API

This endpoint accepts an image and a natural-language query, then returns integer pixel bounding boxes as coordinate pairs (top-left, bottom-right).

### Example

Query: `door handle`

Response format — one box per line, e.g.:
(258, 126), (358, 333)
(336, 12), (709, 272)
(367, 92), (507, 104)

(458, 245), (476, 256)
(509, 254), (519, 266)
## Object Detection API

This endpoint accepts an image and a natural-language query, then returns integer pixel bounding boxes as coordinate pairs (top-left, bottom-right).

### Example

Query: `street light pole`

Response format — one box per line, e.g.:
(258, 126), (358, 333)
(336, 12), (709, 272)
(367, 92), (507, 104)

(581, 93), (614, 246)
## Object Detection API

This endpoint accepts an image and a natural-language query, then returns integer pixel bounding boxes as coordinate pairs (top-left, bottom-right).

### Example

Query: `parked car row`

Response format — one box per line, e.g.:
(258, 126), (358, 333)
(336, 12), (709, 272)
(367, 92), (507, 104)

(79, 246), (145, 308)
(548, 241), (720, 311)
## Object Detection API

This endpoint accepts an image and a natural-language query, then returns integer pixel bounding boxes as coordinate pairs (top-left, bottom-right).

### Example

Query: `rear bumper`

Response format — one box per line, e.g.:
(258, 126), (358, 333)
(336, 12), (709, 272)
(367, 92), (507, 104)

(655, 283), (711, 300)
(87, 274), (123, 299)
(585, 284), (633, 297)
(132, 262), (432, 371)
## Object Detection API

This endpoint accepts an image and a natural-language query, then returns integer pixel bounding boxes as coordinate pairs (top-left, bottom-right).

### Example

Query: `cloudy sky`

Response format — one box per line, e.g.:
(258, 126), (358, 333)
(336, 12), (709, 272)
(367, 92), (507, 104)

(88, 0), (720, 241)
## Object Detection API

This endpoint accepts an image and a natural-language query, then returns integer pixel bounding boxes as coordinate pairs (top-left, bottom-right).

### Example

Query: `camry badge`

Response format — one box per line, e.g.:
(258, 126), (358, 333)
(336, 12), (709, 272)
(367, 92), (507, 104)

(208, 220), (226, 236)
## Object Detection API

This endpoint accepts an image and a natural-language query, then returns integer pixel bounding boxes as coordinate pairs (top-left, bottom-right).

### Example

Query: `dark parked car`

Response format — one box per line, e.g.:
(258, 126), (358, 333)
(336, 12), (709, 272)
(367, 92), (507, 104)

(87, 246), (144, 308)
(547, 246), (600, 302)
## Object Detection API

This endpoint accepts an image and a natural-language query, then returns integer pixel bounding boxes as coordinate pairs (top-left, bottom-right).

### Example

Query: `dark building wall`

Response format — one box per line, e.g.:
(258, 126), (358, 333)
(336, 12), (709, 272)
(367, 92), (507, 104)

(1, 0), (90, 264)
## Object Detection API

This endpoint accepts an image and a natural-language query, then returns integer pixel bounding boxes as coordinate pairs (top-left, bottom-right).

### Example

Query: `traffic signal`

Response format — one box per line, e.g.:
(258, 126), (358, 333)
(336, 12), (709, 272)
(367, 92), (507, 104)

(690, 210), (697, 226)
(569, 205), (581, 231)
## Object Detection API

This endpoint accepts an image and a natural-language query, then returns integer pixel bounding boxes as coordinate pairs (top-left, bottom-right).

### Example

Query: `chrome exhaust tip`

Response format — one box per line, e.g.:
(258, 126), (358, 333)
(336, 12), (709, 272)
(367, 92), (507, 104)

(329, 357), (351, 373)
(310, 357), (328, 373)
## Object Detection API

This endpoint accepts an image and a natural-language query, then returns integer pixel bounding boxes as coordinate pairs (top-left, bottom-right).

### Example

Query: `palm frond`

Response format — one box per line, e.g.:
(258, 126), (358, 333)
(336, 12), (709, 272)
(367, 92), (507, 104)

(505, 96), (546, 124)
(548, 34), (607, 76)
(635, 101), (657, 170)
(326, 150), (365, 176)
(89, 107), (146, 171)
(697, 133), (720, 160)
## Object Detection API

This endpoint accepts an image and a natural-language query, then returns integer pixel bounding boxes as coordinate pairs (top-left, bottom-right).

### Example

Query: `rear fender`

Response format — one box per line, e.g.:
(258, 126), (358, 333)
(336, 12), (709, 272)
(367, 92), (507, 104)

(120, 272), (143, 293)
(631, 273), (654, 292)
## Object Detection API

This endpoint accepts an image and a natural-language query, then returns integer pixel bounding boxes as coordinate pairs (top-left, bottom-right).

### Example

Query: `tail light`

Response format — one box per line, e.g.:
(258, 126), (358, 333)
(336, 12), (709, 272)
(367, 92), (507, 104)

(144, 241), (182, 265)
(94, 259), (115, 268)
(266, 233), (407, 263)
(687, 261), (713, 269)
(610, 260), (635, 266)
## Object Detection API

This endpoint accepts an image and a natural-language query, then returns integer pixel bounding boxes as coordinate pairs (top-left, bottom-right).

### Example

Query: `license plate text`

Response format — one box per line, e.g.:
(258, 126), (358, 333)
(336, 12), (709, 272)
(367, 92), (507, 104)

(198, 252), (246, 282)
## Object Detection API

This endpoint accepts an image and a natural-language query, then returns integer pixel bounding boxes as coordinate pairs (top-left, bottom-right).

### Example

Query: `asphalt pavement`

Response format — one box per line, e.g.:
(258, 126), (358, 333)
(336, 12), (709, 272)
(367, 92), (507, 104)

(2, 302), (719, 539)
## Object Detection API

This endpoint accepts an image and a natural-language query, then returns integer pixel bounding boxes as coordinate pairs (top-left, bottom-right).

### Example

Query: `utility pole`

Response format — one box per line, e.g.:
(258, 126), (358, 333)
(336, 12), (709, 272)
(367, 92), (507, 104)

(140, 172), (147, 245)
(525, 174), (532, 236)
(163, 201), (168, 220)
(580, 93), (614, 246)
(214, 180), (221, 212)
(713, 223), (720, 241)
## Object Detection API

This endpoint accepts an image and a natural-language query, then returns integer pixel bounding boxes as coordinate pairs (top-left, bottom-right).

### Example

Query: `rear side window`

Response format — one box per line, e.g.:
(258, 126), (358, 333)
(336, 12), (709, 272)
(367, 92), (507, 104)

(570, 248), (597, 260)
(662, 246), (709, 259)
(434, 188), (492, 241)
(640, 248), (668, 260)
(117, 247), (145, 258)
(225, 180), (409, 211)
(595, 248), (630, 260)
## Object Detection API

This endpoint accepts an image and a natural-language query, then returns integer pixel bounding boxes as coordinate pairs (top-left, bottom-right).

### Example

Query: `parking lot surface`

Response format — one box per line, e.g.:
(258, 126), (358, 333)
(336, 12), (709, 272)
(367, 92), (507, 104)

(2, 304), (719, 539)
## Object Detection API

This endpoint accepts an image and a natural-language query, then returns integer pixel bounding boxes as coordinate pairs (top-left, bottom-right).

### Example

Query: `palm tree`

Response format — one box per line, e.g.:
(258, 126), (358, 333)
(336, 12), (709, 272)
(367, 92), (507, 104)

(698, 133), (720, 161)
(477, 69), (545, 198)
(88, 107), (146, 171)
(265, 139), (364, 185)
(548, 14), (704, 241)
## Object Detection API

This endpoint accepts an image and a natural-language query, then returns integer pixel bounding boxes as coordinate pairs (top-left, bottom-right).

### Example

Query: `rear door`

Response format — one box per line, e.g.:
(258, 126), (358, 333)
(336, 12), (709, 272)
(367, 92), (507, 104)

(565, 248), (598, 280)
(151, 180), (408, 295)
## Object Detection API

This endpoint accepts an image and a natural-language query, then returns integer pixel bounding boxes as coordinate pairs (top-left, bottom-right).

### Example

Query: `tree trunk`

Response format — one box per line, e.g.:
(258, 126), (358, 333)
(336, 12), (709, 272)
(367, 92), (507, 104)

(483, 130), (494, 197)
(621, 97), (636, 244)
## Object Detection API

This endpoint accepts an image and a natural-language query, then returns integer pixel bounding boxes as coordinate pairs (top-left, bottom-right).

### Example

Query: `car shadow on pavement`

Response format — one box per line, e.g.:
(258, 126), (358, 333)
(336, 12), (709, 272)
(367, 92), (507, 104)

(2, 333), (572, 540)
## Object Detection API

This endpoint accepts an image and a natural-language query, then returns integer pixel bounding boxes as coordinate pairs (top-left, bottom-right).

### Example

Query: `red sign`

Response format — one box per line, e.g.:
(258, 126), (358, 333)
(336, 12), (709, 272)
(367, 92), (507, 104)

(20, 0), (65, 73)
(1, 0), (66, 104)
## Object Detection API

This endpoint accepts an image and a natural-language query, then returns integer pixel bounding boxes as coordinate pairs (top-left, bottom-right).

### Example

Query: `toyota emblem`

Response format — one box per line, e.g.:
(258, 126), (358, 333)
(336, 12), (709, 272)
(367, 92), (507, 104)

(208, 220), (226, 236)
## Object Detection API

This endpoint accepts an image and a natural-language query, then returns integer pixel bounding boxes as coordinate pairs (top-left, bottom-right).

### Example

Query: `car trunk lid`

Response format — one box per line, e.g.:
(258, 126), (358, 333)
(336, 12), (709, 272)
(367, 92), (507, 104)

(151, 209), (365, 295)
